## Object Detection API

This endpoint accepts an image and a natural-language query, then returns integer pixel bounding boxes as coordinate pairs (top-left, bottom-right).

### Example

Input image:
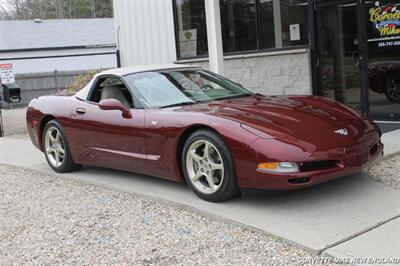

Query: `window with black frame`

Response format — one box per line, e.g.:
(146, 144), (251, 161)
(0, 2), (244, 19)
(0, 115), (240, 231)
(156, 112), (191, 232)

(220, 0), (258, 52)
(174, 0), (209, 58)
(174, 0), (310, 59)
(280, 0), (309, 47)
(259, 0), (309, 49)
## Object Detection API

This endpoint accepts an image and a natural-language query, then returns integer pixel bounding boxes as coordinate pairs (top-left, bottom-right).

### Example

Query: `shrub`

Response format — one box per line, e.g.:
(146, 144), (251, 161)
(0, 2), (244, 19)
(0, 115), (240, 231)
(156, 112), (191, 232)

(67, 70), (99, 93)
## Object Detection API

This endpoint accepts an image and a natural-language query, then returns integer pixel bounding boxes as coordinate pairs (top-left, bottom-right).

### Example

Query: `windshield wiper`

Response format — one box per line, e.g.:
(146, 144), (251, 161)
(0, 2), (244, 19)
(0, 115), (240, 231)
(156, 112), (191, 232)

(160, 101), (198, 109)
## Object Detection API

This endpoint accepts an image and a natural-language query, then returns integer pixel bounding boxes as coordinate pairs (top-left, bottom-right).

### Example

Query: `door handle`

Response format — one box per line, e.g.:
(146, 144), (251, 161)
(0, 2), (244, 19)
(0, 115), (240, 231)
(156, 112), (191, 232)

(353, 50), (360, 68)
(75, 107), (86, 114)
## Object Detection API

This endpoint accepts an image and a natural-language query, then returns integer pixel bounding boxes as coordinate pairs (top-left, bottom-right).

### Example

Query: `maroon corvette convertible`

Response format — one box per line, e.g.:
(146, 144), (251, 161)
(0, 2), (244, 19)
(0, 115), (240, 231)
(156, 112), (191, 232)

(27, 65), (383, 201)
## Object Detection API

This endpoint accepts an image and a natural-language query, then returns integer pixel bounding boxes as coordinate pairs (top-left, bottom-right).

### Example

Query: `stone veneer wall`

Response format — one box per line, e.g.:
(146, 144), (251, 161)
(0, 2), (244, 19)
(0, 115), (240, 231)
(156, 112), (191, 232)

(176, 48), (312, 96)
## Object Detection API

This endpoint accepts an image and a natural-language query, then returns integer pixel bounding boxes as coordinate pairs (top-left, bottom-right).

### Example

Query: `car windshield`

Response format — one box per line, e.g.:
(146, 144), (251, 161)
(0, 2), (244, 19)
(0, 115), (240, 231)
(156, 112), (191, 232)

(123, 69), (252, 108)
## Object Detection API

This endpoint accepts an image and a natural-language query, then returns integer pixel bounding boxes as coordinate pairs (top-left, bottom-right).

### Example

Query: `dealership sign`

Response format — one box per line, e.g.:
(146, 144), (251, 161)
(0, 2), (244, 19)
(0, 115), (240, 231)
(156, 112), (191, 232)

(368, 2), (400, 48)
(369, 2), (400, 37)
(179, 29), (197, 58)
(0, 63), (15, 85)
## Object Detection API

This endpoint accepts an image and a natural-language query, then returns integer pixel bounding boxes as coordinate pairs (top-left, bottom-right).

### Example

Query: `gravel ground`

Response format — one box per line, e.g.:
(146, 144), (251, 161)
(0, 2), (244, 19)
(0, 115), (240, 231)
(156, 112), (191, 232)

(368, 154), (400, 190)
(1, 135), (396, 265)
(0, 165), (333, 266)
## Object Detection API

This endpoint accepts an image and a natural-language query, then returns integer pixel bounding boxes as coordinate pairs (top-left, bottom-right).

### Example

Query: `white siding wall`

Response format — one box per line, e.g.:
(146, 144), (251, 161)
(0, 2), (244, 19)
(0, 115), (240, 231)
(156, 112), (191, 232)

(113, 0), (312, 96)
(113, 0), (177, 66)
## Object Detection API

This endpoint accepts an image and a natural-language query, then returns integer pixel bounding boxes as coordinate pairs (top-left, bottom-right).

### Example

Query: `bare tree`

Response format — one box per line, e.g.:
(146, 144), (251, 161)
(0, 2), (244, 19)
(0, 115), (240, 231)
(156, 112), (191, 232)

(0, 0), (112, 19)
(2, 0), (28, 19)
(89, 0), (96, 18)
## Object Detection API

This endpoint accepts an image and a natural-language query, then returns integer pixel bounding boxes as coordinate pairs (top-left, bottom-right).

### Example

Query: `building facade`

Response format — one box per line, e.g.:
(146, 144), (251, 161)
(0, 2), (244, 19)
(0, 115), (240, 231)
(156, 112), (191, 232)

(113, 0), (400, 121)
(0, 18), (116, 74)
(0, 18), (117, 105)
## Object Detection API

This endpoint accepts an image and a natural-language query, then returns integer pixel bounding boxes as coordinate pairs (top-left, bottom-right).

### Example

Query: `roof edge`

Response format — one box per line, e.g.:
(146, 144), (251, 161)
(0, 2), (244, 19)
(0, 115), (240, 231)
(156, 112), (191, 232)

(0, 44), (116, 54)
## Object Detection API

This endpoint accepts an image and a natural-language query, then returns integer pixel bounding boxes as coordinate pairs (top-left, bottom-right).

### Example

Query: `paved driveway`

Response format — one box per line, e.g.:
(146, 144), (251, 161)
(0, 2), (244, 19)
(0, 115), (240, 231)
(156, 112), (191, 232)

(1, 137), (399, 263)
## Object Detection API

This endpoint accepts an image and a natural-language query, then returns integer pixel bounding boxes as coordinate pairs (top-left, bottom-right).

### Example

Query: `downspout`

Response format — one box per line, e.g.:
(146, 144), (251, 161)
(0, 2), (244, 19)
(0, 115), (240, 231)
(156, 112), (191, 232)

(116, 25), (121, 68)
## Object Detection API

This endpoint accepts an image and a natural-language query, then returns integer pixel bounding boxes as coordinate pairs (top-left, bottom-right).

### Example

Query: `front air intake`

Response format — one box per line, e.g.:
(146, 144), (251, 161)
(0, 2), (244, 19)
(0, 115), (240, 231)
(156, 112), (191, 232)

(288, 177), (311, 184)
(299, 160), (339, 172)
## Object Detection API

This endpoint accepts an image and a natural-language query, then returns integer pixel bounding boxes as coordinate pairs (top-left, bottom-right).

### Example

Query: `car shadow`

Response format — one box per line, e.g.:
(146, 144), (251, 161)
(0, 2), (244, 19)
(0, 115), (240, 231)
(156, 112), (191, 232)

(241, 173), (366, 201)
(76, 165), (387, 208)
(233, 172), (392, 209)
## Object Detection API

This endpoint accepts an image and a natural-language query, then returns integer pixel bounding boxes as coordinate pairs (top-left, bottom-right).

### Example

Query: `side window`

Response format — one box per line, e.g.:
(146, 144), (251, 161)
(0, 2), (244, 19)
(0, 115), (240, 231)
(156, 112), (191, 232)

(88, 77), (134, 108)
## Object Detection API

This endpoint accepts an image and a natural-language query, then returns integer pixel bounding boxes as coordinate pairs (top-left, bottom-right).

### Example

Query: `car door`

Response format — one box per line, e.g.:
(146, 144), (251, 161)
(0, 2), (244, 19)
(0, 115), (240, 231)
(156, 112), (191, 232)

(65, 75), (148, 174)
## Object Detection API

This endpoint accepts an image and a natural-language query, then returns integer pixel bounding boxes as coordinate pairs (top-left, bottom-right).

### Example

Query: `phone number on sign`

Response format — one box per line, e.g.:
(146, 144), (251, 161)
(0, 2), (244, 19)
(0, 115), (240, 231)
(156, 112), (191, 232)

(378, 40), (400, 47)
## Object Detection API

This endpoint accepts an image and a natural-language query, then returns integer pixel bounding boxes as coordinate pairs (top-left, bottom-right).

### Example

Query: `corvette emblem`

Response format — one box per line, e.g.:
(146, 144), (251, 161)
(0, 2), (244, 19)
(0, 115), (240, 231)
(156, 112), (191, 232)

(334, 128), (348, 136)
(151, 121), (159, 126)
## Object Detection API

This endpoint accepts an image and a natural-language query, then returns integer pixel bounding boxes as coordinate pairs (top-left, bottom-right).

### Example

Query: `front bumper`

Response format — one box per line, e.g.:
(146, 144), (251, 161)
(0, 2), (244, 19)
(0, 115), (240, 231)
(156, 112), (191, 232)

(239, 139), (383, 190)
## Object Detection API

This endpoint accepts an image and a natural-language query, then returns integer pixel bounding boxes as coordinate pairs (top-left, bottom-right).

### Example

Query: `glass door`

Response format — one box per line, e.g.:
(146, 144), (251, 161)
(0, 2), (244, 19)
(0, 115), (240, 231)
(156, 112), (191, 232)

(315, 0), (366, 111)
(366, 0), (400, 120)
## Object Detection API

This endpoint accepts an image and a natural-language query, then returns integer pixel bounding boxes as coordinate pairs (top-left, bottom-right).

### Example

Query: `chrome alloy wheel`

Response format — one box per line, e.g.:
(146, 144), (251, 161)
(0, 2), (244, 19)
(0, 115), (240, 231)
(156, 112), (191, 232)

(44, 126), (65, 168)
(185, 139), (224, 194)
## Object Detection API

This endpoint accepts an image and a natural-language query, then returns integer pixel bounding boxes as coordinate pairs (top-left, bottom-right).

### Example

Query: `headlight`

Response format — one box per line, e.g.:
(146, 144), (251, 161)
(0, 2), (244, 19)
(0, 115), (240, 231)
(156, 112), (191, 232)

(257, 162), (299, 173)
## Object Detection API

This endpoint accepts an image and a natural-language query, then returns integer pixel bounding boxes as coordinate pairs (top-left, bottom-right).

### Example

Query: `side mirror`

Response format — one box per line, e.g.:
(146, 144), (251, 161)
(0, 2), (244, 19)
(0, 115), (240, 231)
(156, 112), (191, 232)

(99, 99), (132, 118)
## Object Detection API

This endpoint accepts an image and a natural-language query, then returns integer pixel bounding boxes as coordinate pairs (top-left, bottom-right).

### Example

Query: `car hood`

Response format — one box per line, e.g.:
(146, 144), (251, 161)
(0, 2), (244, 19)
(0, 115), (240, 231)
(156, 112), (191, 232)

(177, 95), (377, 148)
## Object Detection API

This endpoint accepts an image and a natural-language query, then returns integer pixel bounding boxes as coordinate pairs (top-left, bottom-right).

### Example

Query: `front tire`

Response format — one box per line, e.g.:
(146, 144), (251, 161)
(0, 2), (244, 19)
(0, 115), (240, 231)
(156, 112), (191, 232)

(182, 129), (240, 202)
(42, 120), (81, 173)
(384, 74), (400, 103)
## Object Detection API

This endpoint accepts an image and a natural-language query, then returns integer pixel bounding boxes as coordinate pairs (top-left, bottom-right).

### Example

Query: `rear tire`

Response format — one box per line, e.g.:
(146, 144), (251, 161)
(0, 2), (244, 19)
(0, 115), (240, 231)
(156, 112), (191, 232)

(42, 120), (81, 173)
(182, 129), (240, 202)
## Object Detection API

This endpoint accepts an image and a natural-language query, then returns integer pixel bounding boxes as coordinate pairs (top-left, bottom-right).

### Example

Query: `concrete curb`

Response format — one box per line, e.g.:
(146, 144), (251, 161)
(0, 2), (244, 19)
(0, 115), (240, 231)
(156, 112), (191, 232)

(2, 135), (400, 259)
(0, 162), (320, 255)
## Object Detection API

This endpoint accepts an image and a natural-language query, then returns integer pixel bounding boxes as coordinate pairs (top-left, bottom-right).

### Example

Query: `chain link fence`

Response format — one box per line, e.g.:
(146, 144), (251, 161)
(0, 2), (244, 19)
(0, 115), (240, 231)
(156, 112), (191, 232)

(0, 50), (117, 136)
